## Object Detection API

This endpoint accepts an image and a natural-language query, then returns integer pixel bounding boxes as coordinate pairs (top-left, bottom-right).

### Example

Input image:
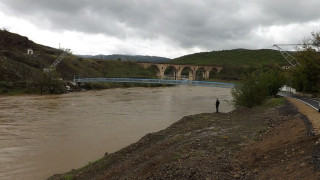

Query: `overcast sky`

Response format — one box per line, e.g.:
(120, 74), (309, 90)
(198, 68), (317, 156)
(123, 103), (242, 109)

(0, 0), (320, 58)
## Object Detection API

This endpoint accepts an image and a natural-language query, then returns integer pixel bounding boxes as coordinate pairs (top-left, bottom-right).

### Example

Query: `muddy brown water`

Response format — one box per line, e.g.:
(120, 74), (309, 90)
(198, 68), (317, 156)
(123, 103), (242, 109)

(0, 86), (233, 180)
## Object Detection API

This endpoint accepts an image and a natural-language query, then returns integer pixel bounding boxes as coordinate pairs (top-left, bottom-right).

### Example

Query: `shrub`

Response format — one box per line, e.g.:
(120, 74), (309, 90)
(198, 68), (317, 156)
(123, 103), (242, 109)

(232, 74), (268, 108)
(232, 69), (286, 108)
(259, 70), (286, 96)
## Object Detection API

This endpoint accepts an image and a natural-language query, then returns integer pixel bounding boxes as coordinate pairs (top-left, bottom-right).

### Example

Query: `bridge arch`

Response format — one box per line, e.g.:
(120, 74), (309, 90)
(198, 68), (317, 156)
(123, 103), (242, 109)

(180, 66), (194, 80)
(195, 67), (206, 81)
(209, 68), (219, 78)
(164, 66), (178, 80)
(146, 64), (161, 78)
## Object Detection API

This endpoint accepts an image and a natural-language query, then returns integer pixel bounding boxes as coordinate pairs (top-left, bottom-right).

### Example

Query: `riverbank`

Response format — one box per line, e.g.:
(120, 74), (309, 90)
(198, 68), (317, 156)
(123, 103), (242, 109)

(0, 78), (235, 96)
(48, 98), (320, 179)
(0, 81), (169, 95)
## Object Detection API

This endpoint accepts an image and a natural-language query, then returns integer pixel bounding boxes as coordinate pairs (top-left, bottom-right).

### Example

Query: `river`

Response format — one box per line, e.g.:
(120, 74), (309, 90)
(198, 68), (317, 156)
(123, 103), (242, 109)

(0, 86), (233, 180)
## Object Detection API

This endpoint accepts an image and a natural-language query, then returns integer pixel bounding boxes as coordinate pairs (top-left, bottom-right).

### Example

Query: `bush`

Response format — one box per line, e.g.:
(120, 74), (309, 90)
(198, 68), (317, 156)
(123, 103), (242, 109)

(82, 82), (111, 90)
(0, 81), (13, 93)
(232, 70), (285, 108)
(232, 74), (267, 108)
(38, 71), (66, 94)
(259, 70), (286, 96)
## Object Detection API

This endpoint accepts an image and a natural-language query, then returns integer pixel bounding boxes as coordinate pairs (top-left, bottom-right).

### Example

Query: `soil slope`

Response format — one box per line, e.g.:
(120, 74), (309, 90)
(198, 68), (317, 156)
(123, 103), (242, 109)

(49, 99), (320, 180)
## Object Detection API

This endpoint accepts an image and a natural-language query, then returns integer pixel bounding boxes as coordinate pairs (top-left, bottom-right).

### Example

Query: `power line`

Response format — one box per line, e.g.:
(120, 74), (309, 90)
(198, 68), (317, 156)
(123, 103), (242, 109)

(273, 43), (318, 46)
(273, 44), (300, 66)
(274, 44), (304, 46)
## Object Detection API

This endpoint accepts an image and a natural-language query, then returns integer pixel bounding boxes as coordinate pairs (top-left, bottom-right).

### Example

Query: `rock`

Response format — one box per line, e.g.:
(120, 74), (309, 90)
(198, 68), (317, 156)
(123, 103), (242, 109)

(299, 150), (305, 154)
(237, 171), (244, 175)
(234, 167), (241, 171)
(233, 173), (241, 179)
(300, 163), (306, 167)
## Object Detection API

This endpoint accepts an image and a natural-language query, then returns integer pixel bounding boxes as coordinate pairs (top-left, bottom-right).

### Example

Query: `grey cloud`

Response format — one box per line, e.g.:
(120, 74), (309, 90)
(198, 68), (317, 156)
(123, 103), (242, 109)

(1, 0), (320, 52)
(259, 0), (320, 23)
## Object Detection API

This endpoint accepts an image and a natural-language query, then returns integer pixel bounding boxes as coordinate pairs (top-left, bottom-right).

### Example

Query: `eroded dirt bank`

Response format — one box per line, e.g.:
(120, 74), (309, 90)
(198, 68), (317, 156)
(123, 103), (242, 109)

(49, 99), (320, 180)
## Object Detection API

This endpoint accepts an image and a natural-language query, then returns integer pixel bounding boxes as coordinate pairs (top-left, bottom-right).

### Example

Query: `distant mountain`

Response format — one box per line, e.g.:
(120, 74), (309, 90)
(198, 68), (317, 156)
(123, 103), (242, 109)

(77, 54), (172, 63)
(171, 49), (291, 67)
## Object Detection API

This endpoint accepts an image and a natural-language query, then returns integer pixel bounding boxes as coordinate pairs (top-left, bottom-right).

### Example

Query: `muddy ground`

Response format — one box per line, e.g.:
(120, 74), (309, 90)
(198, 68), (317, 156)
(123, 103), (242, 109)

(49, 98), (320, 180)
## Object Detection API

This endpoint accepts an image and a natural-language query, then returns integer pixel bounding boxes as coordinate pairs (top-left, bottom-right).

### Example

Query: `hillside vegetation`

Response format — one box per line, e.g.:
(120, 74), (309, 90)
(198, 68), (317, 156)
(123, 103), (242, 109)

(0, 30), (156, 94)
(77, 54), (171, 63)
(171, 49), (290, 67)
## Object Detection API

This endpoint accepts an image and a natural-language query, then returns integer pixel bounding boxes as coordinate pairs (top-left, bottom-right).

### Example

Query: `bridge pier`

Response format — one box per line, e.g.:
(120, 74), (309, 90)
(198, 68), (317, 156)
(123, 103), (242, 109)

(157, 69), (165, 79)
(204, 70), (210, 79)
(176, 67), (183, 80)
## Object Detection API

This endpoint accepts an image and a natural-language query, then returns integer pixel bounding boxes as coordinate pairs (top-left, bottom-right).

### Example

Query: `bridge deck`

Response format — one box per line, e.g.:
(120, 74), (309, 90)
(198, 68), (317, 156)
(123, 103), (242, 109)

(74, 78), (235, 88)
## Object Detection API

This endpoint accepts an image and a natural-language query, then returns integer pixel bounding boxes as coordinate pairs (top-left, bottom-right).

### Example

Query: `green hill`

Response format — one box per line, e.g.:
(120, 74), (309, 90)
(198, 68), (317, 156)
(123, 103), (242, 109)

(171, 49), (290, 67)
(0, 30), (156, 94)
(77, 54), (171, 63)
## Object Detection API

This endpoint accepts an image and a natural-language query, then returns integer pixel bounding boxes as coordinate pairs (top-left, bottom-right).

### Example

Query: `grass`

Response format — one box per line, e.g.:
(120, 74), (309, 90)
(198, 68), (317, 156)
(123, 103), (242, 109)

(262, 97), (285, 108)
(206, 78), (238, 84)
(63, 175), (73, 180)
(172, 153), (182, 161)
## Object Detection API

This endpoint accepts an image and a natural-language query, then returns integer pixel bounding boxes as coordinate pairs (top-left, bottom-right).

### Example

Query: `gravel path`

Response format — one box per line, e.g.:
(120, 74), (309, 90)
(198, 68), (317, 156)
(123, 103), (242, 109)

(287, 98), (320, 134)
(279, 92), (320, 111)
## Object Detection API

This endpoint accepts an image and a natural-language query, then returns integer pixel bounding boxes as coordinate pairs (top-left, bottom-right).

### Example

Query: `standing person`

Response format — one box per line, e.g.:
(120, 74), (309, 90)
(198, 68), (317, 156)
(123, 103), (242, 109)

(216, 98), (220, 113)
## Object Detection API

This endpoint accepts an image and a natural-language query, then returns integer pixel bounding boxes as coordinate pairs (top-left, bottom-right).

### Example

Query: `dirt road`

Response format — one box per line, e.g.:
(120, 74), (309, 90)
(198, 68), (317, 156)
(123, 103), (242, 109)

(287, 98), (320, 134)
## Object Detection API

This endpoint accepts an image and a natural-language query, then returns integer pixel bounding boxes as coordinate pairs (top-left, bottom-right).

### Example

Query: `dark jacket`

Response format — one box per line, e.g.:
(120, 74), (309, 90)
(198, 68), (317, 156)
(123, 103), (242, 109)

(216, 100), (220, 106)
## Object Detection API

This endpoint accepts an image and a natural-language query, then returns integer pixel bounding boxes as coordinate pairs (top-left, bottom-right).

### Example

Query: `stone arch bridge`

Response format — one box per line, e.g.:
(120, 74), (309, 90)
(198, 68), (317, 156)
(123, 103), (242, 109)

(138, 63), (223, 81)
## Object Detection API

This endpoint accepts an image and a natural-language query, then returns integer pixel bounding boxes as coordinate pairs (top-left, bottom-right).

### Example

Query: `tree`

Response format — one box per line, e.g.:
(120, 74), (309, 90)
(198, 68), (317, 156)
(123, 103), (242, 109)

(290, 32), (320, 93)
(39, 70), (65, 95)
